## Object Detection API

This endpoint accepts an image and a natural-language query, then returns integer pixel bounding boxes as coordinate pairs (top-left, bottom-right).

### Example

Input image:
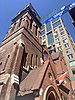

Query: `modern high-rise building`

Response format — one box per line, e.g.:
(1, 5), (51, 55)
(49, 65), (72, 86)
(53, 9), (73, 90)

(41, 14), (75, 87)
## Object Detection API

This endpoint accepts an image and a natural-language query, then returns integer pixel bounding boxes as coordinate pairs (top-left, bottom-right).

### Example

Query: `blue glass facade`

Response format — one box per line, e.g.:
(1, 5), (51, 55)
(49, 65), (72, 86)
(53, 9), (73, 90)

(53, 20), (61, 28)
(47, 32), (54, 45)
(41, 29), (45, 35)
(46, 22), (52, 32)
(41, 25), (45, 30)
(52, 17), (59, 23)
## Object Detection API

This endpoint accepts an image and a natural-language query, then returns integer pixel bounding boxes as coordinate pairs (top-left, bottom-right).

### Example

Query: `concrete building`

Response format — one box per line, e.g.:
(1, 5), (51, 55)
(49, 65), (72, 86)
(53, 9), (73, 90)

(0, 3), (75, 100)
(41, 15), (75, 88)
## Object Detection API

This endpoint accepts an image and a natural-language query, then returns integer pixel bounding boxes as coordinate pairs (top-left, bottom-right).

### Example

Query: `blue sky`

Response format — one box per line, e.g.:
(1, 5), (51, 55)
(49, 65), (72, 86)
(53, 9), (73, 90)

(0, 0), (75, 44)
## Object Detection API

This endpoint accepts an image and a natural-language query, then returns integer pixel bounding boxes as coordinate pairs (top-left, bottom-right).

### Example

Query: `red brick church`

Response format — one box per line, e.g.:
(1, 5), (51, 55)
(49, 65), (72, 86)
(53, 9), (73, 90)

(0, 3), (75, 100)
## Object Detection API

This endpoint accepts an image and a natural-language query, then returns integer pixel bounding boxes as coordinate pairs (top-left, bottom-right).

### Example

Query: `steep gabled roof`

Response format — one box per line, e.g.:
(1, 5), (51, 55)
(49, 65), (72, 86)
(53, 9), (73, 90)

(18, 60), (49, 96)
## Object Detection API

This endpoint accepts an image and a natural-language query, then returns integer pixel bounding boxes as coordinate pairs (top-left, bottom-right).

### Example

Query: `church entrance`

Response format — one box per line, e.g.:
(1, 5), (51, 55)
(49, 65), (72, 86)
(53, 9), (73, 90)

(47, 92), (56, 100)
(43, 85), (59, 100)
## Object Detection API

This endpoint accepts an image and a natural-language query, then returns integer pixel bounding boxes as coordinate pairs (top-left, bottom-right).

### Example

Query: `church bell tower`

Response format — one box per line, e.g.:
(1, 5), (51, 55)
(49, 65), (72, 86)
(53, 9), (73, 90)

(0, 3), (42, 100)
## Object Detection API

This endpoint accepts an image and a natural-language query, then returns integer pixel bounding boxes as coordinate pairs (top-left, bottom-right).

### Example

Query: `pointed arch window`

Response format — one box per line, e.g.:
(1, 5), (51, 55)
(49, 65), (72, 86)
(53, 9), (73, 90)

(35, 25), (38, 36)
(18, 18), (22, 27)
(26, 20), (29, 29)
(30, 19), (33, 30)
